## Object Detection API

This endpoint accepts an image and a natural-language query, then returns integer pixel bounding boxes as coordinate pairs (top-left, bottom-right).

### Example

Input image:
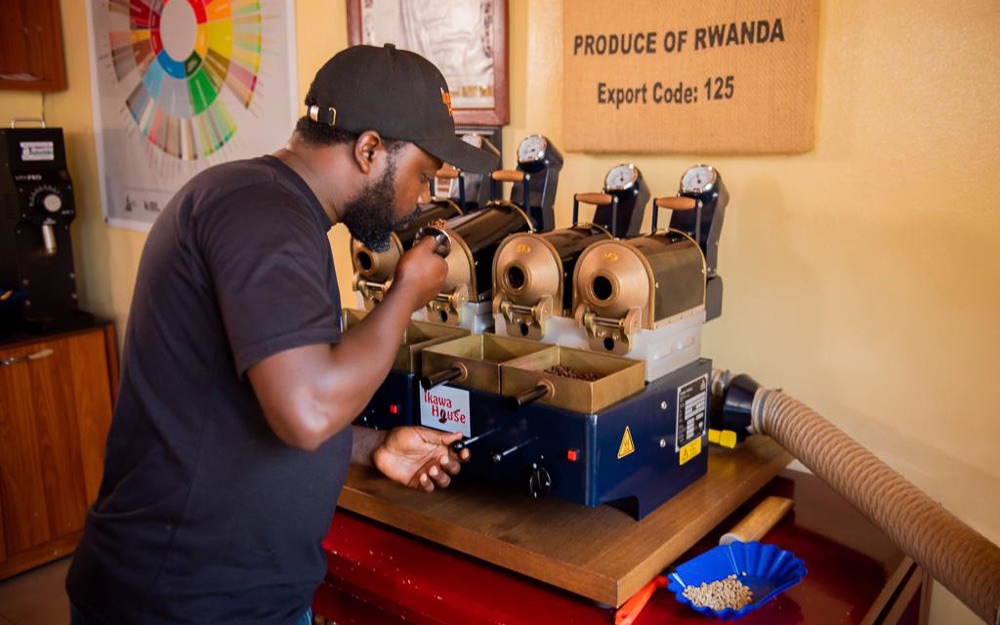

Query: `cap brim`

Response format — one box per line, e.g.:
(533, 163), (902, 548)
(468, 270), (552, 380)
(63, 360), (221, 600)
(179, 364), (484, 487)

(414, 135), (499, 174)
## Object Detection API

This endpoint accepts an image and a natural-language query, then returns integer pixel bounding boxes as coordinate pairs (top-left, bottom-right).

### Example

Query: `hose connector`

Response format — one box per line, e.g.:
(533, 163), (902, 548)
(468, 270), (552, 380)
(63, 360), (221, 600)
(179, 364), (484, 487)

(708, 368), (761, 446)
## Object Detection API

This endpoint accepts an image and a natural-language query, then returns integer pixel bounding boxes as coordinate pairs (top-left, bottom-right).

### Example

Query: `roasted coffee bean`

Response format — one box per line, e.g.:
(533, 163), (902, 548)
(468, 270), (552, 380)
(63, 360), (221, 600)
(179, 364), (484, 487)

(544, 365), (601, 381)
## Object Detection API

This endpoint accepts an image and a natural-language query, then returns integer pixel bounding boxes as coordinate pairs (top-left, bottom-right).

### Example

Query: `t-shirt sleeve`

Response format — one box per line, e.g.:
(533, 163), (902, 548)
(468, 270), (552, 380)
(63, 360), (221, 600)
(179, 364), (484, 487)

(193, 183), (341, 376)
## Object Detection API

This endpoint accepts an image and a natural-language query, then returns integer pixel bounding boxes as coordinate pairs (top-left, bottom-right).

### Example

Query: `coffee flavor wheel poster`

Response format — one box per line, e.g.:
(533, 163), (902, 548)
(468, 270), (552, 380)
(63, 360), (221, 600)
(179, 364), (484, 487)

(86, 0), (298, 231)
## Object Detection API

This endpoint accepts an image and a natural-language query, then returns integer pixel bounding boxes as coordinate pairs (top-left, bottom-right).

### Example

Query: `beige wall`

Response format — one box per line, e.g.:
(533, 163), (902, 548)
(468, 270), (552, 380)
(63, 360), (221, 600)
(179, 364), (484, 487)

(1, 1), (996, 622)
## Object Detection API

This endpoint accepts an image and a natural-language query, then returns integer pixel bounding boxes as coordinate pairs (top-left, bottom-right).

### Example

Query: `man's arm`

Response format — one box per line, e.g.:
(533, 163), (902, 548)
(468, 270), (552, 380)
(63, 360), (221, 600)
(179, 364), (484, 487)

(351, 426), (387, 466)
(247, 237), (447, 451)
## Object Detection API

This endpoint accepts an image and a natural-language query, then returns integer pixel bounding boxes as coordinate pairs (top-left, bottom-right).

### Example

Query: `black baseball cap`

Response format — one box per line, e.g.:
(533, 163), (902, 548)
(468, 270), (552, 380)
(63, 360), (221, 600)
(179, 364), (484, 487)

(304, 44), (498, 174)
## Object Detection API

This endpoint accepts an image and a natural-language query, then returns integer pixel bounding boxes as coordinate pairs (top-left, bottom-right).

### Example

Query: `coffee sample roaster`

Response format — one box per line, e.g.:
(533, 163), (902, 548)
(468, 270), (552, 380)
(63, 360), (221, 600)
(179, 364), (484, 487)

(567, 165), (728, 381)
(352, 193), (463, 309)
(352, 162), (729, 520)
(0, 125), (90, 333)
(665, 164), (728, 320)
(572, 227), (706, 382)
(416, 187), (534, 332)
(492, 163), (652, 342)
(412, 165), (727, 518)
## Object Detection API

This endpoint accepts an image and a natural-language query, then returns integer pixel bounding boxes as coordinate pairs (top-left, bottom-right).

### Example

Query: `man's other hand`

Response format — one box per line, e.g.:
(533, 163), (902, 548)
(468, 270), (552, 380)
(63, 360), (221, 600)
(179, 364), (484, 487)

(372, 426), (470, 492)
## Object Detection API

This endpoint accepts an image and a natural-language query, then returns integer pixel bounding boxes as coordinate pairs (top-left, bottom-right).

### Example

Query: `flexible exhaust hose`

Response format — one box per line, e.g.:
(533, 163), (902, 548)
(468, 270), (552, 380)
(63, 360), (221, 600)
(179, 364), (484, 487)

(750, 388), (1000, 624)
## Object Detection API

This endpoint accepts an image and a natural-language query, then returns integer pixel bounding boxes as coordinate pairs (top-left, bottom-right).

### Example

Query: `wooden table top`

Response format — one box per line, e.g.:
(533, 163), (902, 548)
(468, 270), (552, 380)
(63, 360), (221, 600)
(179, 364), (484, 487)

(320, 465), (923, 625)
(336, 435), (793, 607)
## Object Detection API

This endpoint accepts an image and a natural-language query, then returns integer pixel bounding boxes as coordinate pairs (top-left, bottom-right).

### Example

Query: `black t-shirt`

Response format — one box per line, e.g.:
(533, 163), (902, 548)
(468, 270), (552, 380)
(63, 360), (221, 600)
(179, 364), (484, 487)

(66, 155), (352, 625)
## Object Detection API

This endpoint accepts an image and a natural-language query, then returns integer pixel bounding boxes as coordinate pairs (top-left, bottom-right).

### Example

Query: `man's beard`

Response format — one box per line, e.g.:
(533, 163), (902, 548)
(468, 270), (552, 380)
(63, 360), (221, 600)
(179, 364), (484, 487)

(342, 154), (418, 252)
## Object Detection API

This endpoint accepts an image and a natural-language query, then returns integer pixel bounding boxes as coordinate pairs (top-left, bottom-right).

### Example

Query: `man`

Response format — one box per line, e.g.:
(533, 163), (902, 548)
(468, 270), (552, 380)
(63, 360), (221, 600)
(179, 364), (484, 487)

(66, 44), (498, 625)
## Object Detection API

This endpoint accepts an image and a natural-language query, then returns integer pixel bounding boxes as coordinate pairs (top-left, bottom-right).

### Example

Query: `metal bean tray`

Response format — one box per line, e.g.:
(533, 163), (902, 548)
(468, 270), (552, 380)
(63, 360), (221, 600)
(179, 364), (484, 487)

(420, 333), (553, 394)
(501, 345), (646, 413)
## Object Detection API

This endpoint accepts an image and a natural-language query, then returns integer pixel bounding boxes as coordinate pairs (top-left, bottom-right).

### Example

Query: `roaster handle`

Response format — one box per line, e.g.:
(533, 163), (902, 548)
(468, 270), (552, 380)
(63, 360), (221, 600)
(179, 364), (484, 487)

(420, 364), (466, 390)
(508, 380), (554, 409)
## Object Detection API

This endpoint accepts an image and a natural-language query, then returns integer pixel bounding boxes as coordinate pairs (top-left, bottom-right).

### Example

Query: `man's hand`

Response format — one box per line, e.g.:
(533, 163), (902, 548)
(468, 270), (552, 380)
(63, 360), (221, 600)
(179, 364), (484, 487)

(390, 236), (449, 313)
(372, 426), (470, 492)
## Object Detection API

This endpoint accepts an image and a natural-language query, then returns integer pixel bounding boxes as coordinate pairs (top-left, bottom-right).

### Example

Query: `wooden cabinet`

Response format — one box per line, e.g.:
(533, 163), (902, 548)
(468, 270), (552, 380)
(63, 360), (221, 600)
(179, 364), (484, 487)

(0, 0), (67, 92)
(0, 323), (117, 580)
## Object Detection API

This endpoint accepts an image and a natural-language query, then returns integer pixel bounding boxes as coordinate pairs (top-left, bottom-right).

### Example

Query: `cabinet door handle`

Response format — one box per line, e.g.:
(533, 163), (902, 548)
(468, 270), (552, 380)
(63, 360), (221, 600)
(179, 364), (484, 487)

(0, 348), (54, 367)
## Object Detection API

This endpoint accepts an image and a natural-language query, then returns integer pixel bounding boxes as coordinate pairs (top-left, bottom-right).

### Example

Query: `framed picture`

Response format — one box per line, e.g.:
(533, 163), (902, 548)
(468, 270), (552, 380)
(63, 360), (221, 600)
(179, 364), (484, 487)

(347, 0), (509, 126)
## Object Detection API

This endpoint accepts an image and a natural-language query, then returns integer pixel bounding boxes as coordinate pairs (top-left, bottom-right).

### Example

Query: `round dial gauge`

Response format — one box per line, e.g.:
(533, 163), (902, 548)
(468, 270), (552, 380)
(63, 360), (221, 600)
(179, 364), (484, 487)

(604, 163), (639, 191)
(517, 135), (548, 163)
(681, 165), (717, 194)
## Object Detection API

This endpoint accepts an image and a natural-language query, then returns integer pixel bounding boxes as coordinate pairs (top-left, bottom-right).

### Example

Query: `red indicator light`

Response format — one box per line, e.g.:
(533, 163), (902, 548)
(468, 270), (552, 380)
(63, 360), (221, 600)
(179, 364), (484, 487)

(567, 449), (578, 462)
(389, 404), (399, 414)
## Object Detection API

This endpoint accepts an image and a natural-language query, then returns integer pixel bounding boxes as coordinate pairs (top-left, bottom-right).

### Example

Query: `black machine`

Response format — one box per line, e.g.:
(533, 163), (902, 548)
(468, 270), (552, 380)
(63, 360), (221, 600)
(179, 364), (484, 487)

(597, 163), (650, 238)
(433, 131), (501, 212)
(659, 164), (729, 320)
(508, 134), (563, 232)
(0, 125), (89, 334)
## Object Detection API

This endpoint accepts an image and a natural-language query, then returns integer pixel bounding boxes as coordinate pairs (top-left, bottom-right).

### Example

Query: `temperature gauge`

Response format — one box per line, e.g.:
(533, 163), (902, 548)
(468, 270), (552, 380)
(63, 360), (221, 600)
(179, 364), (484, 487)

(517, 135), (549, 164)
(604, 163), (640, 191)
(598, 163), (649, 238)
(681, 165), (718, 195)
(511, 135), (563, 232)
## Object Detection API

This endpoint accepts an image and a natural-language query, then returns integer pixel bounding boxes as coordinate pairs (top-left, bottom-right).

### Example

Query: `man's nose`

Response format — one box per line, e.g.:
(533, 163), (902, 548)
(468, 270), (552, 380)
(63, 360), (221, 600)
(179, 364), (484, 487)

(417, 186), (433, 204)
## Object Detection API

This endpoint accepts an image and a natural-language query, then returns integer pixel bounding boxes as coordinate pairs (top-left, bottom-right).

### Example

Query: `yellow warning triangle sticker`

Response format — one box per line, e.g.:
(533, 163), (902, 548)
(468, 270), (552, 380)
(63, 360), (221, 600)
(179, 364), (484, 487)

(617, 426), (635, 459)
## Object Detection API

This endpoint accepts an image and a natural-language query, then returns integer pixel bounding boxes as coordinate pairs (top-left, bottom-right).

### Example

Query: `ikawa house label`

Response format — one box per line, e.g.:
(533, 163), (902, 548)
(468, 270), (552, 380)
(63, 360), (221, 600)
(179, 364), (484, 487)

(563, 0), (819, 154)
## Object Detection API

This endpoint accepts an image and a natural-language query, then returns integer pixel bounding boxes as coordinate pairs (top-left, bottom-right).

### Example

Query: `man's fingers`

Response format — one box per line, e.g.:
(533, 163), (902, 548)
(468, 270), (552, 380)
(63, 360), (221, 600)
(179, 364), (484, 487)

(428, 465), (451, 488)
(417, 472), (434, 492)
(439, 455), (462, 475)
(438, 430), (463, 445)
(414, 234), (438, 253)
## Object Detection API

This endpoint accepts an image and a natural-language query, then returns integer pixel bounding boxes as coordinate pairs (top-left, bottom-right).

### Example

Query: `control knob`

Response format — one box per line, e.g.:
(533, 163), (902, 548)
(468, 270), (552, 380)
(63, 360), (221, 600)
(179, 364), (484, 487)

(41, 192), (63, 213)
(528, 462), (552, 499)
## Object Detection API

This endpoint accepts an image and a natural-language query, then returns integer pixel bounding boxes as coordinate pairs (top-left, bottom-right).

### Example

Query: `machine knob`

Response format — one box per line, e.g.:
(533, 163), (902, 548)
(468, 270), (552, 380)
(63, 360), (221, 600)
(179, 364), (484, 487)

(528, 463), (552, 499)
(42, 192), (63, 213)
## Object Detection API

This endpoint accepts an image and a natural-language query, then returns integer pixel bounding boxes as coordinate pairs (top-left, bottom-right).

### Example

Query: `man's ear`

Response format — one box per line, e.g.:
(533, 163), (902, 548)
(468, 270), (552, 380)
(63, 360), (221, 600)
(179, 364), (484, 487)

(354, 131), (383, 173)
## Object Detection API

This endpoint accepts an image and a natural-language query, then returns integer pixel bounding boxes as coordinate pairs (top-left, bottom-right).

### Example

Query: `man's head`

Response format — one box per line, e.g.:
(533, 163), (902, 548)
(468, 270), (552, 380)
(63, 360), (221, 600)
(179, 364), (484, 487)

(295, 44), (498, 249)
(338, 144), (421, 252)
(300, 44), (498, 175)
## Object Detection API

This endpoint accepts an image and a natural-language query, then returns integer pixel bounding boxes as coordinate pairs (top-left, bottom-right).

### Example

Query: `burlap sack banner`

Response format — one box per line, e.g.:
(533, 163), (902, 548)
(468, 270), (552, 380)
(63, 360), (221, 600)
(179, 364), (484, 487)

(563, 0), (820, 154)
